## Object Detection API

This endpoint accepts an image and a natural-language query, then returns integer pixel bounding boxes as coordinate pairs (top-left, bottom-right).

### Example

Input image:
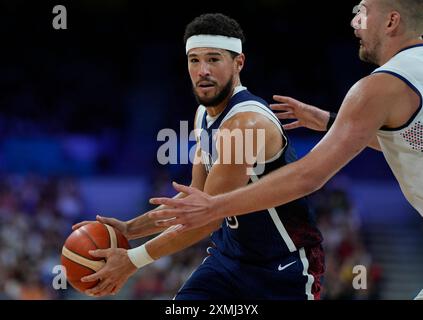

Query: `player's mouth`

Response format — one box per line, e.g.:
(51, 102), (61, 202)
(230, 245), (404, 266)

(197, 81), (216, 93)
(354, 31), (363, 47)
(197, 81), (215, 87)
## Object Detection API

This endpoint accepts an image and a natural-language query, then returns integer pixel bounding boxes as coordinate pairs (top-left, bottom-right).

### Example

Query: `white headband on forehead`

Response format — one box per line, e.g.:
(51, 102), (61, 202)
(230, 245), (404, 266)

(186, 34), (242, 55)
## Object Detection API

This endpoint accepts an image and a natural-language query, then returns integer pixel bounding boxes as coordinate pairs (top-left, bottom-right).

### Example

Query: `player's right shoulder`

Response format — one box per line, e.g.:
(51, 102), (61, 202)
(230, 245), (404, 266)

(193, 105), (206, 130)
(347, 74), (406, 109)
(359, 73), (406, 96)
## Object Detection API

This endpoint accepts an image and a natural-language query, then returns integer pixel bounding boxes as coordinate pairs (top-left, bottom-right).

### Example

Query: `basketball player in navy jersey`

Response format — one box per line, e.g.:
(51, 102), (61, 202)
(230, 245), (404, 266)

(73, 13), (324, 299)
(148, 0), (423, 299)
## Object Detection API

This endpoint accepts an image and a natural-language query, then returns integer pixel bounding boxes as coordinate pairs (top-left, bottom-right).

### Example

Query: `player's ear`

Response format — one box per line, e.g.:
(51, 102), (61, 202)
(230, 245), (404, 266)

(235, 53), (245, 72)
(386, 11), (401, 34)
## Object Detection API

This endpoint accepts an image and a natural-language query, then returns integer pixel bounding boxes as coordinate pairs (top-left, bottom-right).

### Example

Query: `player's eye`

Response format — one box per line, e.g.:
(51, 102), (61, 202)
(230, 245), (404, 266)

(190, 58), (199, 63)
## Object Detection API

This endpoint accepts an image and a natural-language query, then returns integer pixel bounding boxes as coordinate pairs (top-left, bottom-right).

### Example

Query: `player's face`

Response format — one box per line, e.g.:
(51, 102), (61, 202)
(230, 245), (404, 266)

(188, 48), (238, 107)
(351, 0), (384, 65)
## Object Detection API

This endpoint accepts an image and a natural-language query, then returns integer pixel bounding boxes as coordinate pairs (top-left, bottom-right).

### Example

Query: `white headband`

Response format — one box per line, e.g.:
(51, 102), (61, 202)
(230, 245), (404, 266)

(186, 34), (242, 55)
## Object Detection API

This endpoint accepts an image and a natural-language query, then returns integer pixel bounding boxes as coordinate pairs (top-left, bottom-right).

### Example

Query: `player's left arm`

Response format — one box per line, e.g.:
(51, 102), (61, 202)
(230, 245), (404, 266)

(211, 74), (405, 217)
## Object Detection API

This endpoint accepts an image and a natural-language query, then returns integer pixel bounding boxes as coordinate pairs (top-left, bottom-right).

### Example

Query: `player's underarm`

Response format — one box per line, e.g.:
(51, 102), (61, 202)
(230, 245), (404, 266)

(367, 135), (382, 151)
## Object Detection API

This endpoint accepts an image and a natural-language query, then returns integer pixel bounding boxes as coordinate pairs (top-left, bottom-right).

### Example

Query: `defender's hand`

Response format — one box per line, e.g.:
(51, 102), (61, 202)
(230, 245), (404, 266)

(270, 95), (330, 131)
(149, 182), (217, 232)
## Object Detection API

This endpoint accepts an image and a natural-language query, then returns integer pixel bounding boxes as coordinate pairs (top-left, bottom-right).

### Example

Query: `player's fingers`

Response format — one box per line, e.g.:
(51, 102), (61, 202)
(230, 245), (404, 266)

(81, 270), (105, 283)
(155, 216), (184, 227)
(149, 209), (180, 222)
(274, 112), (296, 120)
(172, 181), (198, 195)
(282, 121), (302, 130)
(96, 215), (119, 227)
(149, 197), (180, 207)
(269, 103), (292, 111)
(111, 283), (123, 296)
(273, 95), (298, 105)
(96, 215), (110, 224)
(98, 283), (115, 296)
(86, 280), (112, 296)
(88, 249), (110, 258)
(72, 221), (93, 230)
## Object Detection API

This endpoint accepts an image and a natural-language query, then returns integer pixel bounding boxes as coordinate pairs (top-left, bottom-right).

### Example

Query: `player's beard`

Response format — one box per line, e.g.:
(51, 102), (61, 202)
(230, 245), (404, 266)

(193, 76), (233, 107)
(359, 36), (382, 65)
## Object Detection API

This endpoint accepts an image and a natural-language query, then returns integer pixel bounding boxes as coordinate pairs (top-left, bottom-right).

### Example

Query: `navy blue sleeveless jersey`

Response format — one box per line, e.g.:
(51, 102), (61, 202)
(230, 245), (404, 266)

(176, 87), (325, 300)
(195, 87), (323, 264)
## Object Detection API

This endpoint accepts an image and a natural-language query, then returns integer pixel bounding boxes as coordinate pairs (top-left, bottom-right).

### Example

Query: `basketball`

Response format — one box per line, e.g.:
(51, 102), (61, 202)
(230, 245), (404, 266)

(61, 222), (130, 293)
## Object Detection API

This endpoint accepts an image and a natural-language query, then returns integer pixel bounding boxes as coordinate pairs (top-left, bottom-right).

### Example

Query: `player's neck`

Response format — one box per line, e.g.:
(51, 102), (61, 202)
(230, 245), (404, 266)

(206, 95), (231, 117)
(379, 37), (423, 66)
(206, 80), (241, 117)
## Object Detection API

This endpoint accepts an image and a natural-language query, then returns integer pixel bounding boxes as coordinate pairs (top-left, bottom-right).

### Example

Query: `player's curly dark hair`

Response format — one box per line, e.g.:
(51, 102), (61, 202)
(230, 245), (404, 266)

(183, 13), (245, 58)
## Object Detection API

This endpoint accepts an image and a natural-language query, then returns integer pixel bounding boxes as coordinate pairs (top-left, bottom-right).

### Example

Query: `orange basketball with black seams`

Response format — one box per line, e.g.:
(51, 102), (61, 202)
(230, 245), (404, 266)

(61, 222), (130, 293)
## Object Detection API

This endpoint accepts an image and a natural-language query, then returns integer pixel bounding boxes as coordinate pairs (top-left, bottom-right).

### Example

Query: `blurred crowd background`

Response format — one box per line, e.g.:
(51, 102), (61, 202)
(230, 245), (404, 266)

(0, 173), (385, 300)
(0, 0), (422, 300)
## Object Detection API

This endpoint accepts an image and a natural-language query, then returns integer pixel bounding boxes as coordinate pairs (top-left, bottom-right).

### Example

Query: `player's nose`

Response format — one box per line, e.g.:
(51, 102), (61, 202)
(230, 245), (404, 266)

(351, 14), (360, 29)
(198, 62), (211, 77)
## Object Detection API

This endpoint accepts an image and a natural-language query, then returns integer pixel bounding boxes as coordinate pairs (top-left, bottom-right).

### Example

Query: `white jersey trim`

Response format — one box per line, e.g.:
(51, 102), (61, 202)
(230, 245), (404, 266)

(250, 174), (297, 252)
(220, 100), (287, 164)
(299, 247), (315, 300)
(373, 69), (423, 133)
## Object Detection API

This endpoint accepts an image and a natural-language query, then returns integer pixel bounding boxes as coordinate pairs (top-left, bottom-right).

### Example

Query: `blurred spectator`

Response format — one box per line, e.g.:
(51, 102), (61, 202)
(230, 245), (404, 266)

(312, 186), (383, 300)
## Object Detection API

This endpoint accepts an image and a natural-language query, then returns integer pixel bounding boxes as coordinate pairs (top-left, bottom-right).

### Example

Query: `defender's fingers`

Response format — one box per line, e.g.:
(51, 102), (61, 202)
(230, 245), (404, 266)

(172, 182), (197, 195)
(282, 121), (301, 130)
(273, 95), (297, 104)
(149, 209), (180, 220)
(155, 217), (185, 228)
(269, 103), (292, 111)
(149, 197), (181, 207)
(275, 112), (296, 120)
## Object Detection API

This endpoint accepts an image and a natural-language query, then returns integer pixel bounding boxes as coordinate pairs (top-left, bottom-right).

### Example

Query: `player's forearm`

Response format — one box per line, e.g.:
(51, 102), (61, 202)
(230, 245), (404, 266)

(126, 214), (166, 239)
(326, 113), (381, 151)
(126, 192), (186, 239)
(145, 220), (221, 260)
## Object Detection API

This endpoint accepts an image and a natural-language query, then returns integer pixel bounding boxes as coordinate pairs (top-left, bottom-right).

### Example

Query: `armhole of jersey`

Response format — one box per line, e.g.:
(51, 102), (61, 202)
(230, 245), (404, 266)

(194, 106), (206, 139)
(373, 69), (423, 132)
(220, 101), (287, 163)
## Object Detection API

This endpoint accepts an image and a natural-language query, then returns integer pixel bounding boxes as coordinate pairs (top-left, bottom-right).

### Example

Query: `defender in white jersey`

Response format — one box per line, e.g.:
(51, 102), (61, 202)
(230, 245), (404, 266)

(149, 0), (423, 299)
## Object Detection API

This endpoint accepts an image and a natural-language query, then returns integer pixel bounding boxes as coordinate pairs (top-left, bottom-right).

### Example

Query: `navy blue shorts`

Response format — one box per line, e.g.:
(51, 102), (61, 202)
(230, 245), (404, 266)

(175, 246), (324, 300)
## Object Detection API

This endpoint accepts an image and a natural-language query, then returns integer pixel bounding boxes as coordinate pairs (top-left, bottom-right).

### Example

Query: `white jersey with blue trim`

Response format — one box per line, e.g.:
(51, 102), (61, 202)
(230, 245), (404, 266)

(373, 44), (423, 216)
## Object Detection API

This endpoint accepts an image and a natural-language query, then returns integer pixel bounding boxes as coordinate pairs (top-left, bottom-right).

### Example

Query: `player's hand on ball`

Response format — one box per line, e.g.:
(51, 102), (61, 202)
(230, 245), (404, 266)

(81, 248), (137, 297)
(72, 215), (131, 239)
